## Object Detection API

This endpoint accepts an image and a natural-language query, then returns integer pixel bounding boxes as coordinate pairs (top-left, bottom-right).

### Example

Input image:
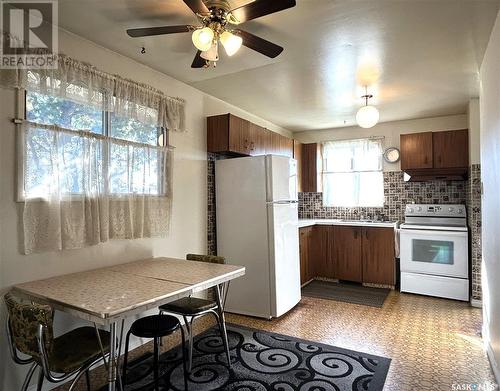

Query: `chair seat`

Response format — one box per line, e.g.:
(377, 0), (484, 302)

(159, 297), (218, 316)
(130, 315), (180, 339)
(47, 327), (110, 373)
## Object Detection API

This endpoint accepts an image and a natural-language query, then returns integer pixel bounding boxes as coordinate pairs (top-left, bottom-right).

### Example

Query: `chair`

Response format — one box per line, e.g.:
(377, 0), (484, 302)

(4, 292), (110, 391)
(159, 254), (231, 372)
(122, 314), (188, 391)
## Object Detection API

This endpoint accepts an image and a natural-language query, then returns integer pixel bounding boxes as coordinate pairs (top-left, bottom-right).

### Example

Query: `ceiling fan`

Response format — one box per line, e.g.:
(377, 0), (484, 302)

(126, 0), (296, 68)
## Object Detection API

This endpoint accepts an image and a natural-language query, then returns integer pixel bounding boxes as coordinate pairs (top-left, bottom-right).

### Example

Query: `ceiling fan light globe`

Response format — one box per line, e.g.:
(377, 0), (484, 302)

(200, 41), (219, 62)
(220, 31), (243, 56)
(192, 27), (214, 51)
(356, 105), (379, 128)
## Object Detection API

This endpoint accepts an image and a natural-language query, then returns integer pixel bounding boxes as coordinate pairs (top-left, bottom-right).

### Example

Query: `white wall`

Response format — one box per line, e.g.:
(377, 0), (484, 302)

(294, 114), (471, 171)
(0, 28), (291, 390)
(468, 98), (481, 164)
(479, 10), (500, 384)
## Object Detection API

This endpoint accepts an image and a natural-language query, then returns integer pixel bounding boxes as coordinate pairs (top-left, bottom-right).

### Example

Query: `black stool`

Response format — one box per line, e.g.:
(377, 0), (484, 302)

(122, 314), (188, 391)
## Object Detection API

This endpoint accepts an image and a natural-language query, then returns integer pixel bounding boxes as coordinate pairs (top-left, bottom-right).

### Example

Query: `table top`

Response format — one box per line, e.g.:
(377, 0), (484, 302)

(13, 257), (245, 325)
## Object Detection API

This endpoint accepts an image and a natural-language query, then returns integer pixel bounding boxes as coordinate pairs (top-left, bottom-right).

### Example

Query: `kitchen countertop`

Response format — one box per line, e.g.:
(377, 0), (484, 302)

(298, 219), (399, 228)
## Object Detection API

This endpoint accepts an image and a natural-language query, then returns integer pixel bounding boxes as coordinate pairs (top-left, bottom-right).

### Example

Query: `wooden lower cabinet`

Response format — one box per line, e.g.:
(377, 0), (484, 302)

(332, 226), (362, 282)
(299, 226), (312, 285)
(300, 225), (395, 286)
(309, 225), (329, 280)
(362, 227), (395, 285)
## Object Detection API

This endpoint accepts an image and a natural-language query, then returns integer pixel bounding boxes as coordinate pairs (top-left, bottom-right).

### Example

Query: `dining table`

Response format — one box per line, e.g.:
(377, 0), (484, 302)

(12, 256), (246, 391)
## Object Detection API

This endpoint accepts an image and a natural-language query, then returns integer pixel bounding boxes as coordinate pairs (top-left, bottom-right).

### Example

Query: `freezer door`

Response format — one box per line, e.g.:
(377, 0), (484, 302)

(266, 155), (298, 202)
(268, 202), (301, 317)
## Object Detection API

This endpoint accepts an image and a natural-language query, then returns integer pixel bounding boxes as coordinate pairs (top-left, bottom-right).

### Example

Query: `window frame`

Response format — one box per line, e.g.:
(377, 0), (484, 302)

(16, 88), (169, 202)
(321, 137), (385, 208)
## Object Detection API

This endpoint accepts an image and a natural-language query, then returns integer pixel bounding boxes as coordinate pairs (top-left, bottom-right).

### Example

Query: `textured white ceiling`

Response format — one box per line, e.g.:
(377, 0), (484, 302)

(57, 0), (499, 131)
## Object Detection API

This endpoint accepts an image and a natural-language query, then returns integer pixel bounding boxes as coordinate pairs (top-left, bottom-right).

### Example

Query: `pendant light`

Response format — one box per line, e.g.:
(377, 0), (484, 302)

(356, 87), (379, 128)
(200, 41), (219, 62)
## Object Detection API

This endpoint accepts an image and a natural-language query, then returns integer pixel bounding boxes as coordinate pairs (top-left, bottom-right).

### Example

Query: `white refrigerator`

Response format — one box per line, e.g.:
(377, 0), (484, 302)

(215, 155), (301, 319)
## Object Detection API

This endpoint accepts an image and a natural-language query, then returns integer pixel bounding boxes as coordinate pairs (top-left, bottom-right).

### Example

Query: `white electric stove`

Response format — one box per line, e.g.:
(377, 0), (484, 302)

(400, 204), (469, 301)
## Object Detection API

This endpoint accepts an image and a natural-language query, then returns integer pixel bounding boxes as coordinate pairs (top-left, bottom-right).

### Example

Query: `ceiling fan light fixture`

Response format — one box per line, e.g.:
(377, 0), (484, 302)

(219, 31), (243, 56)
(200, 41), (219, 62)
(192, 26), (214, 51)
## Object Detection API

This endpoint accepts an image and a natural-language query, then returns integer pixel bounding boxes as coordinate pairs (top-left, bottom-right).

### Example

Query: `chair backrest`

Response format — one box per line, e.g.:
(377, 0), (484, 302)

(4, 292), (54, 359)
(186, 254), (225, 265)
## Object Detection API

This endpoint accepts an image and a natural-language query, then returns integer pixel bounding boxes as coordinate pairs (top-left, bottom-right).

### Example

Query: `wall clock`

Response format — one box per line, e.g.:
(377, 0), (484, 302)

(383, 147), (400, 163)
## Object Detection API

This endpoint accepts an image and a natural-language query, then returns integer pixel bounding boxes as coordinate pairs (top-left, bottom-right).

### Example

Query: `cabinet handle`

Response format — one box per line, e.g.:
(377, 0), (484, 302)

(354, 229), (357, 239)
(365, 229), (368, 239)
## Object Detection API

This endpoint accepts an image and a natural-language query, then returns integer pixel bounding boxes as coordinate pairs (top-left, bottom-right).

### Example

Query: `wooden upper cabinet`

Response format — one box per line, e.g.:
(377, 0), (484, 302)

(362, 227), (395, 285)
(301, 143), (318, 192)
(270, 131), (293, 157)
(332, 226), (362, 282)
(400, 132), (433, 170)
(207, 113), (294, 158)
(433, 129), (469, 168)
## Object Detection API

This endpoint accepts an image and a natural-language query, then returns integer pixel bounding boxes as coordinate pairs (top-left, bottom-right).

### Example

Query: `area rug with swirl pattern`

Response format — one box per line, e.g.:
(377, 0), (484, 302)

(116, 323), (391, 391)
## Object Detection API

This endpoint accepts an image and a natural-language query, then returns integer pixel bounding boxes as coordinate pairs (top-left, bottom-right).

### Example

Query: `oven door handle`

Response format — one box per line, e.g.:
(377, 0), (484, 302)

(400, 229), (468, 238)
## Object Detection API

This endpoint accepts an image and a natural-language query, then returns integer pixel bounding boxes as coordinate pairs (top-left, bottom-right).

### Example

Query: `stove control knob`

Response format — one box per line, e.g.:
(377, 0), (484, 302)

(408, 208), (414, 213)
(416, 206), (422, 212)
(448, 207), (454, 212)
(458, 208), (464, 214)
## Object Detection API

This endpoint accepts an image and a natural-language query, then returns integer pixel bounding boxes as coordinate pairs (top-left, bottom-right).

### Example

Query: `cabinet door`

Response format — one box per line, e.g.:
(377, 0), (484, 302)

(433, 129), (469, 168)
(248, 123), (267, 156)
(228, 115), (252, 155)
(299, 227), (311, 284)
(400, 132), (433, 170)
(362, 227), (395, 285)
(309, 225), (328, 279)
(301, 143), (318, 192)
(333, 226), (362, 282)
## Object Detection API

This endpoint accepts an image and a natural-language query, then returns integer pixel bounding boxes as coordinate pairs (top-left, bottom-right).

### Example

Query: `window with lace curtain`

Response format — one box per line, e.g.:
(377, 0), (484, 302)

(5, 54), (185, 254)
(23, 87), (167, 198)
(321, 138), (384, 207)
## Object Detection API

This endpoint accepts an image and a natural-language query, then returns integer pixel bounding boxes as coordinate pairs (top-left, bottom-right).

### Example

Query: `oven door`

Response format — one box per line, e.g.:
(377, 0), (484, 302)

(400, 228), (468, 278)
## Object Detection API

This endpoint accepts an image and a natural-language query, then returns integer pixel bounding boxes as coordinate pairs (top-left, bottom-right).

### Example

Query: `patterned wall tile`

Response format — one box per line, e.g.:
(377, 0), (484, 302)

(298, 171), (467, 222)
(207, 152), (217, 256)
(466, 164), (482, 301)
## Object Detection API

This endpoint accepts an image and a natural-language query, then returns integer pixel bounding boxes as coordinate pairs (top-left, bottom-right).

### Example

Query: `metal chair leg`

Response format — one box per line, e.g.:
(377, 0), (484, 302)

(179, 325), (189, 391)
(153, 337), (160, 391)
(21, 363), (38, 391)
(215, 284), (231, 368)
(187, 316), (195, 373)
(122, 330), (132, 386)
(36, 367), (44, 391)
(85, 369), (91, 391)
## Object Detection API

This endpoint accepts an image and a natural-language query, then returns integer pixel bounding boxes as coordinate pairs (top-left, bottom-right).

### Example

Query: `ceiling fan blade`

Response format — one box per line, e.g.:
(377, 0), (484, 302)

(233, 29), (284, 58)
(229, 0), (296, 24)
(127, 25), (192, 37)
(183, 0), (209, 15)
(192, 50), (207, 68)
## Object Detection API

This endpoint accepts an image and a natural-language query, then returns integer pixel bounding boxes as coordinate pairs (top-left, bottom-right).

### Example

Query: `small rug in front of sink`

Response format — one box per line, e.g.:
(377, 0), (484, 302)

(302, 280), (391, 308)
(115, 323), (391, 391)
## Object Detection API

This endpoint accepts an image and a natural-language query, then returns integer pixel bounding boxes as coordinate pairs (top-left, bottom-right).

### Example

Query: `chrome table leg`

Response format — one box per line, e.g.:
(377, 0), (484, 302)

(215, 283), (231, 368)
(107, 322), (117, 391)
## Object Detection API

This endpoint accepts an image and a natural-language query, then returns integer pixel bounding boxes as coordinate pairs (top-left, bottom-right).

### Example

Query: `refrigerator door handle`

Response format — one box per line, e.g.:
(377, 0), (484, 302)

(267, 200), (299, 205)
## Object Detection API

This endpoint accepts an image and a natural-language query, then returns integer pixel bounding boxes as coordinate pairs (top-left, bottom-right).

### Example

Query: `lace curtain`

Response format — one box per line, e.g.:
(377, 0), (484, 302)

(1, 54), (186, 132)
(22, 122), (173, 254)
(321, 138), (384, 207)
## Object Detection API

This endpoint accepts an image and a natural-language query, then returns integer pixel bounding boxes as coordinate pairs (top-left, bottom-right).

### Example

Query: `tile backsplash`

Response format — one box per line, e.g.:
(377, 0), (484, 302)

(298, 171), (467, 222)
